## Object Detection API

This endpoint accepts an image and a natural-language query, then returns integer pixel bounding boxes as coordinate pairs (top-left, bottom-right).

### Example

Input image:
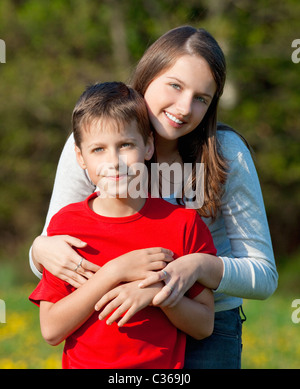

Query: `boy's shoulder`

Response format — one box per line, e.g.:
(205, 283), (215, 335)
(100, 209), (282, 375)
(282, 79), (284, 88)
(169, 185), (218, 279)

(47, 194), (94, 234)
(51, 198), (87, 219)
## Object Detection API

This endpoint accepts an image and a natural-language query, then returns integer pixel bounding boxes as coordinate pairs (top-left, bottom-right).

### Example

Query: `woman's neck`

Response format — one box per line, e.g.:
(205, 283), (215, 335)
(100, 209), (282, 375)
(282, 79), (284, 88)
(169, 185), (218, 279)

(155, 135), (180, 164)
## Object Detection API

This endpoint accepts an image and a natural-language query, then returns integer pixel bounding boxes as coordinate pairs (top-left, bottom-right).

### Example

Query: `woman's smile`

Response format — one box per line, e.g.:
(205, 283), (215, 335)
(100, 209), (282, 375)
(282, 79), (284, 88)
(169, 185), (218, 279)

(164, 111), (185, 127)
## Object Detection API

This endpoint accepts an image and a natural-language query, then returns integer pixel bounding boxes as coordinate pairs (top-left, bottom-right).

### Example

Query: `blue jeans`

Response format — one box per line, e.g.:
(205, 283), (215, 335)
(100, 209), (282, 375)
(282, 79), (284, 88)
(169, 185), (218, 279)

(184, 306), (246, 369)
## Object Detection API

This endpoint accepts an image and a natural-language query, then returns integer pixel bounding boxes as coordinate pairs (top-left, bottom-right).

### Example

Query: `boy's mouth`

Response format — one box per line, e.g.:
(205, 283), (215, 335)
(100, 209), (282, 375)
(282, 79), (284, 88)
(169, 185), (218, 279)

(105, 174), (127, 181)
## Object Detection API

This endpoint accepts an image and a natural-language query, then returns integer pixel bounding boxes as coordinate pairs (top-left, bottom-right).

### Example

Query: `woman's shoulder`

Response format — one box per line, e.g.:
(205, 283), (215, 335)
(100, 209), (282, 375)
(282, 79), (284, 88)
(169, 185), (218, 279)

(216, 123), (252, 162)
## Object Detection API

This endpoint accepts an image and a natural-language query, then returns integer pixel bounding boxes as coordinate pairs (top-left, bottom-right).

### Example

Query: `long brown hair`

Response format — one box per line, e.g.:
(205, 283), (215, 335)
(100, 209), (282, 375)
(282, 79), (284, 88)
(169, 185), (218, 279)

(130, 26), (228, 220)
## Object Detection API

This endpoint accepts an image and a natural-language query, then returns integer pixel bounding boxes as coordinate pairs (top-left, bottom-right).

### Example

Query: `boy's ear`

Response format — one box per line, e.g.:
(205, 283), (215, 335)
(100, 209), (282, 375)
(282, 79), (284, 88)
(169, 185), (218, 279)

(144, 133), (155, 161)
(75, 145), (87, 169)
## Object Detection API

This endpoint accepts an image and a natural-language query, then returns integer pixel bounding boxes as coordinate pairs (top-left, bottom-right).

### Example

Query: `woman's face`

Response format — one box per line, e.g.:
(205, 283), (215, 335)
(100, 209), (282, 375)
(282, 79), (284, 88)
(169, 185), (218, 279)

(144, 55), (216, 141)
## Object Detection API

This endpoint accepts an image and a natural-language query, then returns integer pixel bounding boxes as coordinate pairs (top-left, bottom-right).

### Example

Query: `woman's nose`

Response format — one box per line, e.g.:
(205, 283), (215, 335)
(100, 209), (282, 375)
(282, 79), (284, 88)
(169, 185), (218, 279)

(175, 93), (193, 118)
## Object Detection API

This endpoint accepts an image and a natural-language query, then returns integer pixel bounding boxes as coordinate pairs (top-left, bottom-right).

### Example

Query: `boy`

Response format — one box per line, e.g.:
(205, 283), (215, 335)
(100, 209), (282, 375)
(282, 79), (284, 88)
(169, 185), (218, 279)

(29, 82), (216, 369)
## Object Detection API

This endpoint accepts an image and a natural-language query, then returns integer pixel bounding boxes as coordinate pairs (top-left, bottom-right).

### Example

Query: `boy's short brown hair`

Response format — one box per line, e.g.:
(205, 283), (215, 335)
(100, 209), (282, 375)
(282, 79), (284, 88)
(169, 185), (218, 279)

(72, 82), (152, 147)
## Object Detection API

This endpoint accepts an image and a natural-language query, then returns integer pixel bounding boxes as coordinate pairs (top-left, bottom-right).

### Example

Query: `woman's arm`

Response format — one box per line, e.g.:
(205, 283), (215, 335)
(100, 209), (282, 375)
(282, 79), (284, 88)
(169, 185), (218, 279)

(139, 253), (223, 307)
(30, 134), (96, 281)
(213, 133), (278, 299)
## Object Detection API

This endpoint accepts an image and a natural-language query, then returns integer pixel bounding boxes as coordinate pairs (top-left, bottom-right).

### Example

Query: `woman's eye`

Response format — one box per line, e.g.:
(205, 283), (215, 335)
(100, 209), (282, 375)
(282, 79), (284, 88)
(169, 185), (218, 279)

(170, 83), (181, 90)
(195, 96), (207, 104)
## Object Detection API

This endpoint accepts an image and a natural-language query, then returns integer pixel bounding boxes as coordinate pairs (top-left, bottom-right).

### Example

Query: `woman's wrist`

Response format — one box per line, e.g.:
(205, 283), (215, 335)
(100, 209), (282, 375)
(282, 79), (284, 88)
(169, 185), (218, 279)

(195, 253), (224, 290)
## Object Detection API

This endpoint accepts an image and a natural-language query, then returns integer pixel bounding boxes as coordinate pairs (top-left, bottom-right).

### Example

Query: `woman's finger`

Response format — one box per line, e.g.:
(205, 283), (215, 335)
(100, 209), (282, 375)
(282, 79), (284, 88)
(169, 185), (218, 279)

(61, 269), (88, 288)
(63, 235), (87, 249)
(151, 284), (173, 306)
(76, 258), (100, 278)
(138, 269), (168, 288)
(81, 258), (100, 272)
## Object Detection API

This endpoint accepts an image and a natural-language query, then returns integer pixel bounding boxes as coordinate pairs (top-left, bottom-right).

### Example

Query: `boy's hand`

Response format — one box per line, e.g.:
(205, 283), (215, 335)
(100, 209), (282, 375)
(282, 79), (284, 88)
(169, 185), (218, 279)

(108, 247), (174, 283)
(95, 280), (163, 327)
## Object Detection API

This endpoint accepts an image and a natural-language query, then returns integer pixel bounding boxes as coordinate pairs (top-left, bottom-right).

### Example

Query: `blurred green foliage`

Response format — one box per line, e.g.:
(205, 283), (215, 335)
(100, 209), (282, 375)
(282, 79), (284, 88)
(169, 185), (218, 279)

(0, 0), (299, 281)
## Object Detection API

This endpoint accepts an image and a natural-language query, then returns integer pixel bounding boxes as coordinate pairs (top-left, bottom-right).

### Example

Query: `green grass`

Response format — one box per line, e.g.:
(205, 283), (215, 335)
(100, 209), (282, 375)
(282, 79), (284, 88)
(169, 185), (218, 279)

(242, 292), (300, 368)
(0, 283), (63, 368)
(0, 280), (299, 369)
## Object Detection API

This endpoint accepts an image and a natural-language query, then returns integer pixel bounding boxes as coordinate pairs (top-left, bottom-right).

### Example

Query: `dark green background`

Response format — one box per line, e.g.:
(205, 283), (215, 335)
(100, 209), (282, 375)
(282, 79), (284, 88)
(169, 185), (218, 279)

(0, 0), (299, 285)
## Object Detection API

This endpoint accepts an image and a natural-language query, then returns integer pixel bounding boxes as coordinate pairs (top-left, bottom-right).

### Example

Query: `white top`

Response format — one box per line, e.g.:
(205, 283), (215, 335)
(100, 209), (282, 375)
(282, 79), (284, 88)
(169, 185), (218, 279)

(30, 130), (278, 312)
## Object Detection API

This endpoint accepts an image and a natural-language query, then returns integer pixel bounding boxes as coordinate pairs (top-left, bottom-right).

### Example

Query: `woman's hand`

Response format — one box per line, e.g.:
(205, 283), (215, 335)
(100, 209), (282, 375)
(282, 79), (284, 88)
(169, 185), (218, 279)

(32, 235), (100, 288)
(110, 247), (174, 283)
(95, 280), (163, 327)
(139, 253), (221, 307)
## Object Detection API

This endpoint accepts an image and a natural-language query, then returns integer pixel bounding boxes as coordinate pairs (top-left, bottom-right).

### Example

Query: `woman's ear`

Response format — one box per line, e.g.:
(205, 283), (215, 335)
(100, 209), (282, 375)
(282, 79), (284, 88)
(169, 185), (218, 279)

(144, 132), (155, 161)
(75, 145), (87, 169)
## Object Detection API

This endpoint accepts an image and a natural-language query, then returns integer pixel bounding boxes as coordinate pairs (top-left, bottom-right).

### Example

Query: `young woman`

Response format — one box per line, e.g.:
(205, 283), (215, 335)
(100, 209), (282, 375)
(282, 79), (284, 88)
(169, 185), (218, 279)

(30, 26), (278, 368)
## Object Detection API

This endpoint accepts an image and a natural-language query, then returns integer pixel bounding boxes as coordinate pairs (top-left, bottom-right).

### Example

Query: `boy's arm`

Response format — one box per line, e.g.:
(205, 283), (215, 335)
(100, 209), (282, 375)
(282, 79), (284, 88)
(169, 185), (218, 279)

(39, 263), (121, 346)
(95, 280), (214, 340)
(160, 287), (214, 340)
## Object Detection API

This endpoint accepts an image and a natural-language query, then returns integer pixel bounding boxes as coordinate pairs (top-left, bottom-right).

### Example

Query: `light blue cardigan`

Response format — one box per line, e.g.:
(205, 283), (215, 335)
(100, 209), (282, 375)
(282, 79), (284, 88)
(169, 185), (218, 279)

(30, 130), (278, 312)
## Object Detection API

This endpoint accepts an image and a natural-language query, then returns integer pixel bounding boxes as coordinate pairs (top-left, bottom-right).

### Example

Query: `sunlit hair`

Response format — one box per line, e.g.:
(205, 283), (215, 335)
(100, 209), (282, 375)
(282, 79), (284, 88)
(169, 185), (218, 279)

(72, 82), (152, 147)
(130, 25), (230, 220)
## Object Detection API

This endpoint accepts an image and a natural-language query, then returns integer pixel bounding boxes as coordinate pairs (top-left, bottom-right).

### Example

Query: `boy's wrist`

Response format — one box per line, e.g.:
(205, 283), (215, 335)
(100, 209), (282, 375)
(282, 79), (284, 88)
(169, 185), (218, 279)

(101, 260), (123, 285)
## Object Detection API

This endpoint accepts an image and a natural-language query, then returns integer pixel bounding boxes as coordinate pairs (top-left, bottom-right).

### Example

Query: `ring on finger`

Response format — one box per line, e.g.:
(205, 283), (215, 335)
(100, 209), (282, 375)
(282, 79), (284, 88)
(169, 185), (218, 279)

(74, 257), (83, 272)
(167, 284), (174, 292)
(162, 270), (168, 278)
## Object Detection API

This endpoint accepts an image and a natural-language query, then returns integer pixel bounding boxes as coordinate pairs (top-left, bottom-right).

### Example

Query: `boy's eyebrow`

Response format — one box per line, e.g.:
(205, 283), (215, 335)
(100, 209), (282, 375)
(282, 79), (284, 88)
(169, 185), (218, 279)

(87, 137), (137, 148)
(166, 76), (213, 99)
(88, 142), (104, 148)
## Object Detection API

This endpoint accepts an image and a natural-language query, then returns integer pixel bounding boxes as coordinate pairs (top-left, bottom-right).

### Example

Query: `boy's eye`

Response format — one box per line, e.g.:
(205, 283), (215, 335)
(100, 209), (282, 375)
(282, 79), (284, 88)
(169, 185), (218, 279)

(121, 143), (133, 148)
(93, 147), (104, 153)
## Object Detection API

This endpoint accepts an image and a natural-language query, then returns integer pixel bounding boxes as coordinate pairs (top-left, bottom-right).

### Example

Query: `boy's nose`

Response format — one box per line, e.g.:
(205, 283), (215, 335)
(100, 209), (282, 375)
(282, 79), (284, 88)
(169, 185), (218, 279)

(108, 149), (120, 169)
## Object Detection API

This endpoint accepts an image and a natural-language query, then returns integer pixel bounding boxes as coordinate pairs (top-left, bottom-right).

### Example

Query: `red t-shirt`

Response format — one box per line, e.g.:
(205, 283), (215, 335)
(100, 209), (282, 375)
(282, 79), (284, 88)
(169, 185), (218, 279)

(29, 194), (216, 369)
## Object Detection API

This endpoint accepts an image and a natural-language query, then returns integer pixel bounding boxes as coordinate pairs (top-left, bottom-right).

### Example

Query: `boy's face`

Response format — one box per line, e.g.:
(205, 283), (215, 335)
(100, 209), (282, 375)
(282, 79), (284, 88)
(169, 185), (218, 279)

(75, 118), (154, 198)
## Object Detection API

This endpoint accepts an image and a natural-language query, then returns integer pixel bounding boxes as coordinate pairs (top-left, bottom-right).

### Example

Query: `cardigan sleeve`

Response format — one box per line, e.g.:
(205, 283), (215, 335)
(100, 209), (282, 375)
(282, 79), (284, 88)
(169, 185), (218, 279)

(214, 132), (278, 299)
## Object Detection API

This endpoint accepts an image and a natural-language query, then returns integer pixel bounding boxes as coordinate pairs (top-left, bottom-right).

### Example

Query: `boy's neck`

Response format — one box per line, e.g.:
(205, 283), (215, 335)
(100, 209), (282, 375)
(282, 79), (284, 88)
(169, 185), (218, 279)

(90, 195), (146, 218)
